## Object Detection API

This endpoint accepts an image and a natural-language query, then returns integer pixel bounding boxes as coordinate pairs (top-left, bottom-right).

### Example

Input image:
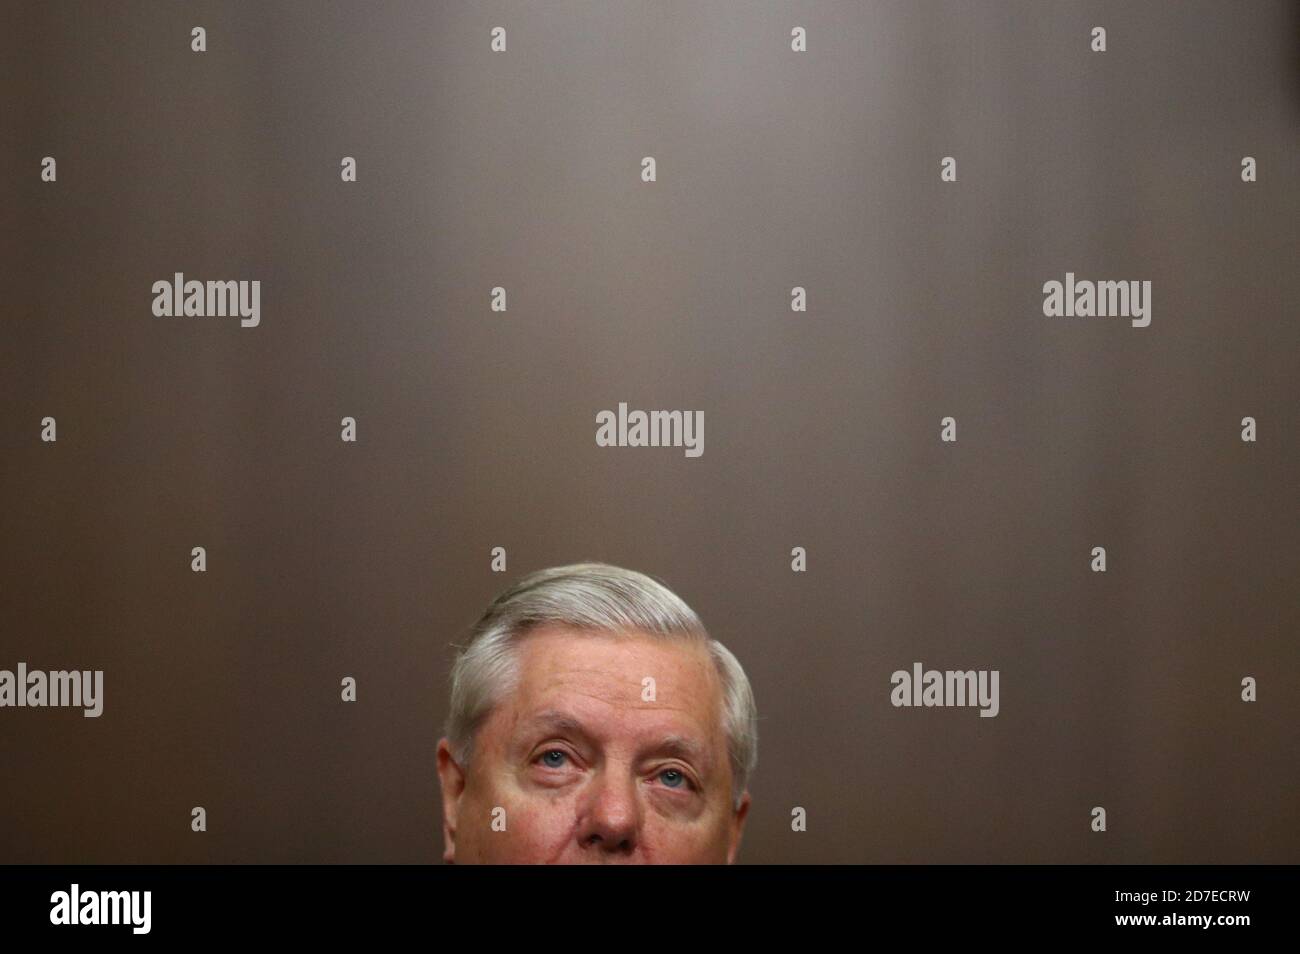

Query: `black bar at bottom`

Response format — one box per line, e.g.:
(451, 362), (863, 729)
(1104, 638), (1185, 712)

(0, 863), (1289, 940)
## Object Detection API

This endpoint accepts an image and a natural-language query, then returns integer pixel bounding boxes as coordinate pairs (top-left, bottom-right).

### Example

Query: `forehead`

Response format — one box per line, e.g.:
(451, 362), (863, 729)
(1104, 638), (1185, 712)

(505, 625), (726, 746)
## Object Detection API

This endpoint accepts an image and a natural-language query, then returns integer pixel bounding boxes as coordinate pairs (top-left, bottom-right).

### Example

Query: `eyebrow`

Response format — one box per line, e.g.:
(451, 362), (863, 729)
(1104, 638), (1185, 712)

(524, 709), (592, 739)
(521, 709), (712, 772)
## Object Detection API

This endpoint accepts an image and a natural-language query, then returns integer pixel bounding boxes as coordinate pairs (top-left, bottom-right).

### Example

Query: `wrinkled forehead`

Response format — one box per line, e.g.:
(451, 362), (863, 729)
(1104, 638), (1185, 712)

(503, 625), (727, 754)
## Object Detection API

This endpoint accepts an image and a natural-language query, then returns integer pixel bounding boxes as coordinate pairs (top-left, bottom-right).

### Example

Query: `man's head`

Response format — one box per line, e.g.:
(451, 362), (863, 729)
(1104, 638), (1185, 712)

(436, 563), (758, 864)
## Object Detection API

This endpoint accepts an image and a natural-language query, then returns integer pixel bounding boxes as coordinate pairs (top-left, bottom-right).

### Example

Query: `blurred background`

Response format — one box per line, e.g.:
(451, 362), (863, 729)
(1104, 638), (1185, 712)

(1, 0), (1297, 863)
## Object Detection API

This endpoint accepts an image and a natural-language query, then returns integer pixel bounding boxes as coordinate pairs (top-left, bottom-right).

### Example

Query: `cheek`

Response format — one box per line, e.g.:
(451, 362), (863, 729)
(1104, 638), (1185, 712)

(641, 815), (731, 863)
(482, 793), (580, 863)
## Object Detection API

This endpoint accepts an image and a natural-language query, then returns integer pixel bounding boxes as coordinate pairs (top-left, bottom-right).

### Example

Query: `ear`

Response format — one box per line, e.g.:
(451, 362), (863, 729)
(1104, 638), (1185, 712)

(726, 791), (751, 864)
(436, 737), (467, 863)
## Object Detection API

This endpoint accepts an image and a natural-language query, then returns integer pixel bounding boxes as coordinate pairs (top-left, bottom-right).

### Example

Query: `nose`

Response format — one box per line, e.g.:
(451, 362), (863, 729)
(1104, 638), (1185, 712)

(575, 766), (641, 856)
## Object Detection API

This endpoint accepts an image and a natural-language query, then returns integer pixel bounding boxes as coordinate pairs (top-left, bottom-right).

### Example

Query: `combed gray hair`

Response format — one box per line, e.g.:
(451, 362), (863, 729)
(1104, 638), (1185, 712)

(444, 562), (757, 810)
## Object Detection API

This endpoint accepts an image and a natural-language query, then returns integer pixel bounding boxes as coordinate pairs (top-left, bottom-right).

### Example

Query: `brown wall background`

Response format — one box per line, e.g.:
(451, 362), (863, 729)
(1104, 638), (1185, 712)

(1, 0), (1297, 863)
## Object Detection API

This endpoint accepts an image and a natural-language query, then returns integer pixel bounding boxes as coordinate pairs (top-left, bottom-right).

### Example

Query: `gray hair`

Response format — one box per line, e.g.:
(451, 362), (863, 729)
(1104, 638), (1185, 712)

(444, 562), (757, 810)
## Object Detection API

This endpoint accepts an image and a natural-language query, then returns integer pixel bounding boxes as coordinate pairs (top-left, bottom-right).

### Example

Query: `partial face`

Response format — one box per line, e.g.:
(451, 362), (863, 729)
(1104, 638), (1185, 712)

(436, 625), (750, 863)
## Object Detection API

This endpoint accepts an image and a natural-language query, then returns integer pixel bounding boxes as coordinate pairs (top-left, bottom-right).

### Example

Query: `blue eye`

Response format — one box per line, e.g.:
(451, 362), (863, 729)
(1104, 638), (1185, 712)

(659, 768), (687, 789)
(540, 749), (568, 768)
